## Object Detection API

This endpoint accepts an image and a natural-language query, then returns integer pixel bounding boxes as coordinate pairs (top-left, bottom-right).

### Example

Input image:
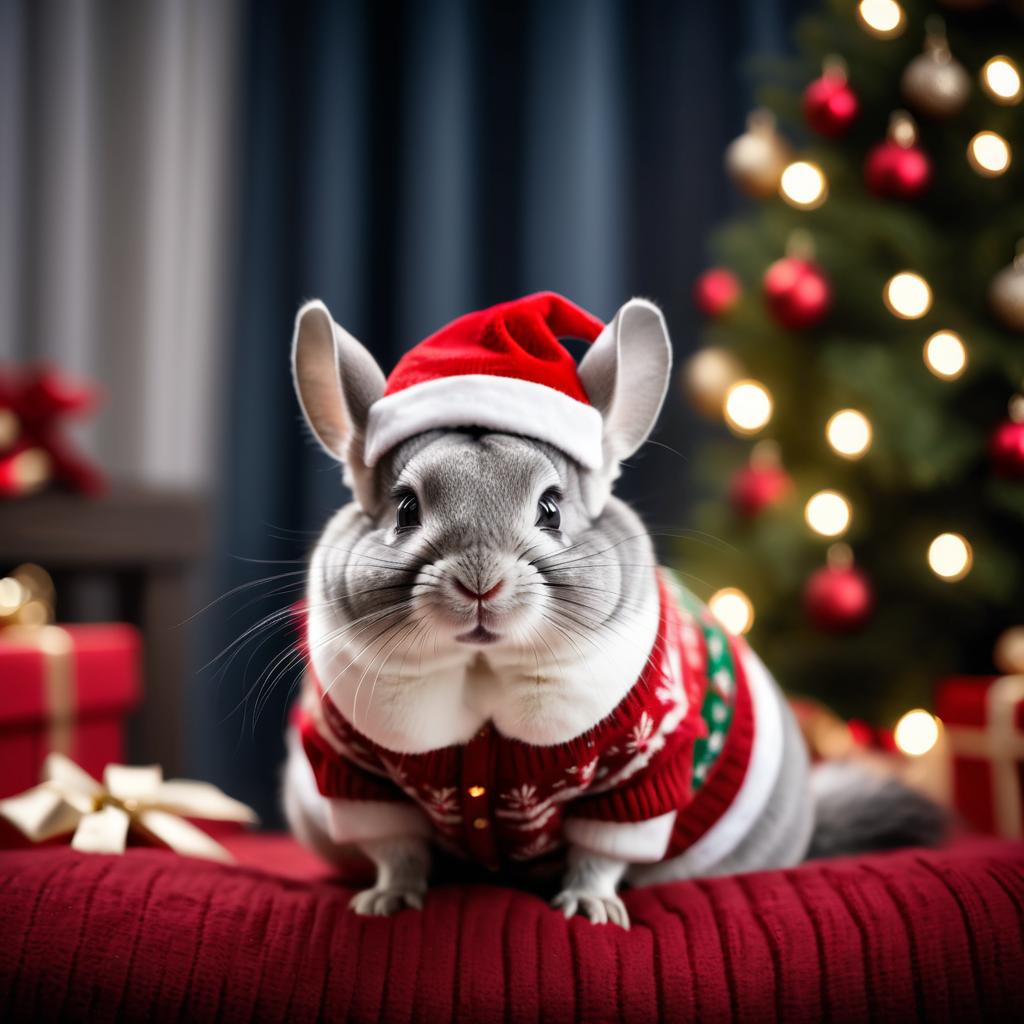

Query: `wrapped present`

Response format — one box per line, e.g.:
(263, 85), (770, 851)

(936, 674), (1024, 839)
(0, 565), (140, 801)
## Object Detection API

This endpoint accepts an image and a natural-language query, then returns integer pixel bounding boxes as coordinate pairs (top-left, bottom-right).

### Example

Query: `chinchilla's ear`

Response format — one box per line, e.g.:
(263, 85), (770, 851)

(577, 298), (672, 515)
(292, 299), (386, 511)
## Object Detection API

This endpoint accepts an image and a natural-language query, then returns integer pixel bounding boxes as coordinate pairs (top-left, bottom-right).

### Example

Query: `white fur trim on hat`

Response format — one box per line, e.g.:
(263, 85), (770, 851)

(364, 374), (604, 469)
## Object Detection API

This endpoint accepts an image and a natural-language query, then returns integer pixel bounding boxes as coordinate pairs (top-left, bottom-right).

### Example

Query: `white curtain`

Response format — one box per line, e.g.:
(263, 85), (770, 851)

(0, 0), (238, 489)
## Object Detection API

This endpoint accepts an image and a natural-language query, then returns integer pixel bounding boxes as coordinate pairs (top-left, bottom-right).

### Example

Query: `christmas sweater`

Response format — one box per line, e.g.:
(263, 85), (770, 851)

(295, 573), (755, 870)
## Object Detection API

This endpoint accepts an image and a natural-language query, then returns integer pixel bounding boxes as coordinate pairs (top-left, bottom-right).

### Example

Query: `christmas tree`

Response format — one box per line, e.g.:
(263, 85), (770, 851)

(680, 0), (1024, 728)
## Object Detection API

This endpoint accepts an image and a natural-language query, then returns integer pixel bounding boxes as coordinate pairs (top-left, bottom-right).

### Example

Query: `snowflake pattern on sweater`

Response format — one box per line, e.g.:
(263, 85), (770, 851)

(296, 572), (751, 869)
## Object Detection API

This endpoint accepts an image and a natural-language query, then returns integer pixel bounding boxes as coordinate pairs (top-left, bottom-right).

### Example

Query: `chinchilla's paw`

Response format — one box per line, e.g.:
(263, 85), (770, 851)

(552, 888), (630, 929)
(349, 885), (425, 916)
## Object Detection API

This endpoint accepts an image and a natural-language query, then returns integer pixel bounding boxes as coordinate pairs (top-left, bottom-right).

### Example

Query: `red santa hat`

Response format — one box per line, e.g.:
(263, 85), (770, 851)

(364, 292), (607, 470)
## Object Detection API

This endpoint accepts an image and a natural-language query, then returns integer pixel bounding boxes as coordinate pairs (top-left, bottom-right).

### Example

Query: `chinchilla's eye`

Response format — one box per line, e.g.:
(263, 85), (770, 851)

(395, 492), (421, 531)
(535, 491), (561, 532)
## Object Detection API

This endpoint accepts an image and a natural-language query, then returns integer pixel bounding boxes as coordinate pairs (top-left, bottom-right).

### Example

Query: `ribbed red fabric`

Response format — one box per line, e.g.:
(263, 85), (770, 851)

(2, 836), (1021, 1022)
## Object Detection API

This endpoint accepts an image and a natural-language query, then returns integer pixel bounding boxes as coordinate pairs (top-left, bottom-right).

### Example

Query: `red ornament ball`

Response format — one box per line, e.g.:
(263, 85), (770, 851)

(730, 462), (793, 518)
(803, 73), (859, 137)
(864, 140), (932, 200)
(693, 268), (741, 318)
(804, 564), (873, 632)
(990, 418), (1024, 477)
(763, 258), (831, 330)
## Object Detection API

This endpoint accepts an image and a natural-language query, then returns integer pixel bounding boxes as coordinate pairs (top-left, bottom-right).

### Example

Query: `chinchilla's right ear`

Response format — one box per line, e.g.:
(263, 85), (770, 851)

(292, 299), (386, 512)
(577, 298), (672, 516)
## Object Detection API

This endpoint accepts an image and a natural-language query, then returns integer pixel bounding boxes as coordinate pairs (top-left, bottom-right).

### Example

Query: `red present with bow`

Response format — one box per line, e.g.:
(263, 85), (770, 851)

(936, 675), (1024, 839)
(0, 565), (140, 805)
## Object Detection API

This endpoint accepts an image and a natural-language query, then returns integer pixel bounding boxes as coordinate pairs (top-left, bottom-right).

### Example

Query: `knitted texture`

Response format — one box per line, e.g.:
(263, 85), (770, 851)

(298, 574), (755, 869)
(2, 835), (1022, 1022)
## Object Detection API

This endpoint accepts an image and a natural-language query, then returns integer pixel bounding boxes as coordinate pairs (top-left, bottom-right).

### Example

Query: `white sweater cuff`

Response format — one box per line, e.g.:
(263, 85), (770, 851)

(564, 811), (677, 863)
(326, 799), (432, 845)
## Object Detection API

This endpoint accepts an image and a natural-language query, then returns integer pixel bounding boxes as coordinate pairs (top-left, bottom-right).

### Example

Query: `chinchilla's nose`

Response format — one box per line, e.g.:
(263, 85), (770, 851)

(453, 578), (504, 603)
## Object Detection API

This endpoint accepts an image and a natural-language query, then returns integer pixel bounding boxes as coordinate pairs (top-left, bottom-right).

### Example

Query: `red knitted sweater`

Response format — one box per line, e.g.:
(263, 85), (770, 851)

(296, 575), (755, 870)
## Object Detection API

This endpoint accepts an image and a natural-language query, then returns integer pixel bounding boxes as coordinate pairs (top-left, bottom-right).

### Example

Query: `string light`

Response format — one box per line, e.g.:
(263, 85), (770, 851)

(857, 0), (905, 39)
(723, 380), (773, 435)
(927, 532), (972, 581)
(981, 56), (1021, 105)
(804, 490), (852, 537)
(709, 588), (755, 636)
(894, 709), (941, 757)
(884, 271), (932, 319)
(923, 330), (967, 380)
(779, 161), (828, 210)
(826, 409), (872, 459)
(968, 131), (1011, 177)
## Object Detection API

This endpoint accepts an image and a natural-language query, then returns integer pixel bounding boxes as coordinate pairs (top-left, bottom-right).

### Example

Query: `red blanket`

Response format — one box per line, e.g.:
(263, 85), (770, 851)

(1, 835), (1022, 1022)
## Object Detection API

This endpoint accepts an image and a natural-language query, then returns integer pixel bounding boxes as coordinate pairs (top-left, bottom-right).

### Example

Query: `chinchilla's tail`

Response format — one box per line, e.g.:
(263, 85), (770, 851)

(806, 759), (949, 859)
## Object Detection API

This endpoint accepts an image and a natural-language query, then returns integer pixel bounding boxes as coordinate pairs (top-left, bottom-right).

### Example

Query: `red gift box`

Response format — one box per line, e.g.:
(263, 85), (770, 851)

(936, 674), (1024, 839)
(0, 623), (140, 800)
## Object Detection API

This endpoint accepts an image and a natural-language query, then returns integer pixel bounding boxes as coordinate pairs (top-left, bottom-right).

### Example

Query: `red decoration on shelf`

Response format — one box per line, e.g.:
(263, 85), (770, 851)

(0, 367), (104, 498)
(864, 111), (931, 200)
(730, 441), (792, 517)
(804, 545), (873, 632)
(693, 268), (741, 318)
(990, 410), (1024, 478)
(803, 57), (859, 137)
(763, 256), (831, 330)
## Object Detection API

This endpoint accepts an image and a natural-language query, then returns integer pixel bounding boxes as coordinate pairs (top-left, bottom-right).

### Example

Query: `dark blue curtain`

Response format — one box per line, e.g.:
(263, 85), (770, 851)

(193, 0), (808, 823)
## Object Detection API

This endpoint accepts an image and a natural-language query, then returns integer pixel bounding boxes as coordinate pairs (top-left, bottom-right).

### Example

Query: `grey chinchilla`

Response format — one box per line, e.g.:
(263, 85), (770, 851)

(281, 297), (946, 926)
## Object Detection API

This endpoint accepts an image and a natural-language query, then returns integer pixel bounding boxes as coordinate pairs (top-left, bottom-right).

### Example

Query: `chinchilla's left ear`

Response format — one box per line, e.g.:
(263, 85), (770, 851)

(292, 299), (386, 512)
(577, 298), (673, 515)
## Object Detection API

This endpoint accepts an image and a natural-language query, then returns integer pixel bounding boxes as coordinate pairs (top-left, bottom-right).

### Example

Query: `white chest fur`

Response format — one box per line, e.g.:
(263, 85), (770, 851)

(306, 586), (660, 754)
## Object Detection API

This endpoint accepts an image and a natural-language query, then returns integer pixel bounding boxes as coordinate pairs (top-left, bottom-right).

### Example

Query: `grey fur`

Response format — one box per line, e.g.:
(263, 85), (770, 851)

(283, 296), (944, 926)
(807, 760), (950, 859)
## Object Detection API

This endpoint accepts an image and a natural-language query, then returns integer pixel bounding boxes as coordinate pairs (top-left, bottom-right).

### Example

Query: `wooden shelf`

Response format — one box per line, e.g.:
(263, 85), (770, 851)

(1, 483), (211, 774)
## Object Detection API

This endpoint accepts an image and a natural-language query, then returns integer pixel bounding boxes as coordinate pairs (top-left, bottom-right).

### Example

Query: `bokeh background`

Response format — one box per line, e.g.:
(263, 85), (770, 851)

(1, 0), (810, 822)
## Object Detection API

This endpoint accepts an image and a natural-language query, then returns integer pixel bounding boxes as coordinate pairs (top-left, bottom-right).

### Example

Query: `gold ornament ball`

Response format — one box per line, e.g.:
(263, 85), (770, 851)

(724, 113), (792, 198)
(994, 626), (1024, 674)
(989, 258), (1024, 333)
(901, 49), (970, 118)
(682, 348), (744, 417)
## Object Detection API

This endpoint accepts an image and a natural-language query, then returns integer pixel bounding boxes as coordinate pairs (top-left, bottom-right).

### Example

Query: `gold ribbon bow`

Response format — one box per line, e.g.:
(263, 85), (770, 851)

(0, 753), (258, 862)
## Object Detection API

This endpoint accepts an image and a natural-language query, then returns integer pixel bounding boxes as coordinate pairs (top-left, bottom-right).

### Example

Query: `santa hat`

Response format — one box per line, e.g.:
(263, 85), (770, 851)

(364, 292), (606, 469)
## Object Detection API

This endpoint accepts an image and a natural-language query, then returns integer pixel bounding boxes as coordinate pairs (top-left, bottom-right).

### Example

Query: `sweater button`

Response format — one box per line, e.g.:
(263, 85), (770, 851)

(468, 785), (486, 798)
(473, 817), (489, 830)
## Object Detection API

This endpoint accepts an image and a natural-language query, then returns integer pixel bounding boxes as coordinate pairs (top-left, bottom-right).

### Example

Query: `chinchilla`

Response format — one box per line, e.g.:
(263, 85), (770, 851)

(281, 295), (946, 926)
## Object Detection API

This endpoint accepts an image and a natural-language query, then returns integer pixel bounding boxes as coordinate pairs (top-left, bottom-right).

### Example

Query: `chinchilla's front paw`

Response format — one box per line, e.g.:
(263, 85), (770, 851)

(552, 888), (630, 929)
(348, 885), (425, 916)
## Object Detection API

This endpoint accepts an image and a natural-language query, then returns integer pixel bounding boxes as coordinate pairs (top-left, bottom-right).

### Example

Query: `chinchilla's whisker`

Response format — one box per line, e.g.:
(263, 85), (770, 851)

(204, 591), (358, 676)
(326, 614), (417, 717)
(541, 562), (661, 574)
(543, 600), (647, 664)
(318, 605), (419, 700)
(526, 579), (654, 616)
(182, 570), (310, 626)
(250, 640), (309, 733)
(357, 615), (424, 717)
(358, 616), (427, 726)
(204, 605), (300, 675)
(532, 531), (655, 571)
(544, 600), (665, 678)
(643, 526), (739, 555)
